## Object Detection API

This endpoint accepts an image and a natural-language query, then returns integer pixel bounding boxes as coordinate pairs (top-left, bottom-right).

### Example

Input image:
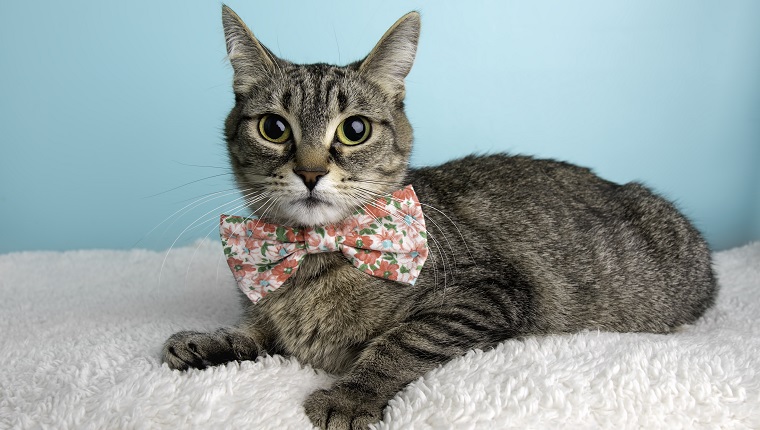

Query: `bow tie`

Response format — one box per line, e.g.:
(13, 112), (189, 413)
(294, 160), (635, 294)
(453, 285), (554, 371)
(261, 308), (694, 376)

(220, 185), (429, 304)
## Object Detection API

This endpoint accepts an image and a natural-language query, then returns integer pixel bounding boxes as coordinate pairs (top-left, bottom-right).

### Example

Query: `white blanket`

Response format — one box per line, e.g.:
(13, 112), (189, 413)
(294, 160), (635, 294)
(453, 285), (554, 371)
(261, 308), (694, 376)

(1, 241), (759, 429)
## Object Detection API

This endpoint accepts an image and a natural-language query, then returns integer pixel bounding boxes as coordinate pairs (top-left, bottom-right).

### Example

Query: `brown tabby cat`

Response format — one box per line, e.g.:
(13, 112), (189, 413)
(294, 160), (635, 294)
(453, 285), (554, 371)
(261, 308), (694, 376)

(162, 6), (717, 429)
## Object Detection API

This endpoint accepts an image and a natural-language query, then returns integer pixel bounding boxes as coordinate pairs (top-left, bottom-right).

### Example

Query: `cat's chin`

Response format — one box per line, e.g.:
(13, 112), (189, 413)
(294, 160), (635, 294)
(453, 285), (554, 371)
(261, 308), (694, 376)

(283, 197), (351, 227)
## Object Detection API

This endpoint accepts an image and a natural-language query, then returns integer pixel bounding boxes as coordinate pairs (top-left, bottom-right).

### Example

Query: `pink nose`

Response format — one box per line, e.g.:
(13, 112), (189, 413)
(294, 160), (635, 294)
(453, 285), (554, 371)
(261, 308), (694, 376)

(294, 168), (328, 191)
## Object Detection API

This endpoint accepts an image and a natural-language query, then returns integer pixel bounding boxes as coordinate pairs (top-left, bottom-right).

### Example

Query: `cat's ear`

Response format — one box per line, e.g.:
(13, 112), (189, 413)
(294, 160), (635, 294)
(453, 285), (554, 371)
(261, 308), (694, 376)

(359, 12), (421, 98)
(221, 5), (282, 94)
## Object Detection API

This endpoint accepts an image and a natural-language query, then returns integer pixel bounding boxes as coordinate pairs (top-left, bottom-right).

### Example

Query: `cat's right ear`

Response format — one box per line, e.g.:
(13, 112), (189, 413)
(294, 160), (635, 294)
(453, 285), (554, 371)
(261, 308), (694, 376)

(221, 5), (281, 94)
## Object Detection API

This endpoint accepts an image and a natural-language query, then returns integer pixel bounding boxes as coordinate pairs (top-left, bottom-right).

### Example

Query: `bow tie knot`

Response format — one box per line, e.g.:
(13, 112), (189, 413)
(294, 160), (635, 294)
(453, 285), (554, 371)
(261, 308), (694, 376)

(220, 185), (430, 304)
(302, 227), (343, 254)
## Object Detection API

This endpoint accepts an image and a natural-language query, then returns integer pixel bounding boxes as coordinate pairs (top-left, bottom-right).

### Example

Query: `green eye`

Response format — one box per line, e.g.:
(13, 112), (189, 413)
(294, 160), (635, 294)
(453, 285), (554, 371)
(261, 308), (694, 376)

(258, 114), (291, 143)
(336, 116), (371, 146)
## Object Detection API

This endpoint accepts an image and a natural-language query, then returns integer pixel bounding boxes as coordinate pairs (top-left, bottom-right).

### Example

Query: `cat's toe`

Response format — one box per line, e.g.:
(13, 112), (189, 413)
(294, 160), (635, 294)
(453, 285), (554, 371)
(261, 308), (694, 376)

(303, 388), (383, 430)
(162, 331), (207, 370)
(161, 330), (236, 370)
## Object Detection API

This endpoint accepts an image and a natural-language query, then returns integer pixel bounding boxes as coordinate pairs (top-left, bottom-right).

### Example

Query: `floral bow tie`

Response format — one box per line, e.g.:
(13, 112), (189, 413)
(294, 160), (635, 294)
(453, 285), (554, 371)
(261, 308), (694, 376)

(220, 185), (429, 304)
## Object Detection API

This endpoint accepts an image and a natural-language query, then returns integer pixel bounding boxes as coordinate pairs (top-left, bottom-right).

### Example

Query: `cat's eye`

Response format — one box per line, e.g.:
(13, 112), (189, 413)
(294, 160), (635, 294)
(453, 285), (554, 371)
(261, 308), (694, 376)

(258, 114), (291, 144)
(336, 116), (371, 146)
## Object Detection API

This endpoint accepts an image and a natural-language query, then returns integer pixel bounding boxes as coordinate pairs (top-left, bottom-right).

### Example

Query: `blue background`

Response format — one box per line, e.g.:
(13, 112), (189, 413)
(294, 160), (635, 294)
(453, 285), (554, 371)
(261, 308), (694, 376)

(1, 1), (758, 253)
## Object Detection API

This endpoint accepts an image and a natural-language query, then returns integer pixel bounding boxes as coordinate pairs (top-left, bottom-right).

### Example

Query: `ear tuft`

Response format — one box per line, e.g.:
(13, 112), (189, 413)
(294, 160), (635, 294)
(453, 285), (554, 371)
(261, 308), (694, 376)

(221, 5), (280, 94)
(359, 12), (421, 98)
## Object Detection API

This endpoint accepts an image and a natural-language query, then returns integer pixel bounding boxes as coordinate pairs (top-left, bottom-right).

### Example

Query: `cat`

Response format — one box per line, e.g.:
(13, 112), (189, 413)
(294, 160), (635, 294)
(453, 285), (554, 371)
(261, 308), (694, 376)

(162, 6), (717, 429)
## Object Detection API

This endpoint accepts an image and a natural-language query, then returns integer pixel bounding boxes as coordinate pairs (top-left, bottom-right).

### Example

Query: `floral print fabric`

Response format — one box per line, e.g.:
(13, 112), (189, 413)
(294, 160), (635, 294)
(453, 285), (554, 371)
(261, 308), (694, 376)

(220, 185), (429, 304)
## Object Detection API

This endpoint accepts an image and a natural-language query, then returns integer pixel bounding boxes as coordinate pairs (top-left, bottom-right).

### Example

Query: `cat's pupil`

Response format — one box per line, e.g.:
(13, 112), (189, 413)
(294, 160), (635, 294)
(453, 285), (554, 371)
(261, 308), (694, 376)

(263, 115), (287, 140)
(343, 117), (365, 141)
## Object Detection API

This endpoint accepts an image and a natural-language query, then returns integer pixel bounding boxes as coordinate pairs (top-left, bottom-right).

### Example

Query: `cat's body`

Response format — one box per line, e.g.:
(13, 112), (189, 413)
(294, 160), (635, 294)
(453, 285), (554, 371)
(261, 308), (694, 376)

(163, 7), (717, 429)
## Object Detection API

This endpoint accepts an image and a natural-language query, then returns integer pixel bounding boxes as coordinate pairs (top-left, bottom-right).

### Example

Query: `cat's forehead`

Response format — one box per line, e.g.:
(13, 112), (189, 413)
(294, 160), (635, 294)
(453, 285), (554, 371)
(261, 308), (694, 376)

(245, 62), (386, 120)
(285, 63), (350, 81)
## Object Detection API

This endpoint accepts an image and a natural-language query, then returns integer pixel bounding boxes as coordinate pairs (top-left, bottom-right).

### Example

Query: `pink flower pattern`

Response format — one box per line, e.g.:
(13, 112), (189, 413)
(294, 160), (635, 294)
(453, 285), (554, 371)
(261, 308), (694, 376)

(220, 185), (429, 303)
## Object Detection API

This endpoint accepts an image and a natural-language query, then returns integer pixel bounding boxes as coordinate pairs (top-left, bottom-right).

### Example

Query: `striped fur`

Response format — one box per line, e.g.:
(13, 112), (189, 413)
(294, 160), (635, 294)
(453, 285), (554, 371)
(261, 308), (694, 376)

(162, 6), (717, 429)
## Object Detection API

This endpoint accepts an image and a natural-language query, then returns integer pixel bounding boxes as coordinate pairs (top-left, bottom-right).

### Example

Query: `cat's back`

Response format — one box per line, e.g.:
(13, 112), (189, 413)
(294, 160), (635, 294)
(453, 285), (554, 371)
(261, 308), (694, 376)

(406, 154), (717, 333)
(407, 153), (639, 231)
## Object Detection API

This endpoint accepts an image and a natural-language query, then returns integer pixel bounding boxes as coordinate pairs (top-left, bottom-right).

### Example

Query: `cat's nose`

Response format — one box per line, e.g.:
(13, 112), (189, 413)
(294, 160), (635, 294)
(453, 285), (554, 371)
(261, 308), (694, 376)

(294, 168), (328, 191)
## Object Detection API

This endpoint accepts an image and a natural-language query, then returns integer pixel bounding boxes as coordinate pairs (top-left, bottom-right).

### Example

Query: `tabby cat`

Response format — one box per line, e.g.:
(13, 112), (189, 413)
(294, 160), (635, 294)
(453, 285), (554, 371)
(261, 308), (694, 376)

(162, 6), (717, 429)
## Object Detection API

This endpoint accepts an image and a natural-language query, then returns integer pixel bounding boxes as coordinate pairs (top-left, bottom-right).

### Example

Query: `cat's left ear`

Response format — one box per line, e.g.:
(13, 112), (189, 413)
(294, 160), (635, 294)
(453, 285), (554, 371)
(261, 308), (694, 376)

(359, 12), (421, 99)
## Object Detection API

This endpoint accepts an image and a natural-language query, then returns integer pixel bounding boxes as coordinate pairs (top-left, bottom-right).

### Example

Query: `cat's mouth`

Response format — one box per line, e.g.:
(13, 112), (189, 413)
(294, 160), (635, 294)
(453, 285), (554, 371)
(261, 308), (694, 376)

(302, 195), (328, 206)
(293, 193), (337, 214)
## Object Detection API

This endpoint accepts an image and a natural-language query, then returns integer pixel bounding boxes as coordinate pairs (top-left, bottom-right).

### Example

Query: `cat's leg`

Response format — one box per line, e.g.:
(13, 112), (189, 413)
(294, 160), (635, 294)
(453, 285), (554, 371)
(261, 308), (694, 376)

(162, 326), (264, 370)
(303, 319), (502, 430)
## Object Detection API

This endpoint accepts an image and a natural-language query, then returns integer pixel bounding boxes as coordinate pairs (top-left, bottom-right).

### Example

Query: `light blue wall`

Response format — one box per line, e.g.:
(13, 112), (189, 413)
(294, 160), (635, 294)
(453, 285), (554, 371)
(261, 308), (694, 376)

(1, 0), (758, 253)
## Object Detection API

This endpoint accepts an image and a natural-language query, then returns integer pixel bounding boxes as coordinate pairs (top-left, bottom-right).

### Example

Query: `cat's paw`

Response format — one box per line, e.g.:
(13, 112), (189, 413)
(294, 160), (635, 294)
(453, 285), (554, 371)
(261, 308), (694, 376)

(303, 388), (384, 430)
(161, 329), (257, 370)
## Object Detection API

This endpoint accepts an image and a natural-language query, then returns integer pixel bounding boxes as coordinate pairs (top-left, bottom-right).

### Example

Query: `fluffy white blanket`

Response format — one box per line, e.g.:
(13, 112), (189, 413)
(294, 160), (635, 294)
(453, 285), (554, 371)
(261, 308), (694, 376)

(1, 241), (759, 429)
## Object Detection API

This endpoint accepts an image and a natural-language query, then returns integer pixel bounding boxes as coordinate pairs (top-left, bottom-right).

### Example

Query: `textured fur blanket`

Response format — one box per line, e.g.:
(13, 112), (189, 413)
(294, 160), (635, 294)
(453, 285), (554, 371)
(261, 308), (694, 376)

(1, 241), (758, 429)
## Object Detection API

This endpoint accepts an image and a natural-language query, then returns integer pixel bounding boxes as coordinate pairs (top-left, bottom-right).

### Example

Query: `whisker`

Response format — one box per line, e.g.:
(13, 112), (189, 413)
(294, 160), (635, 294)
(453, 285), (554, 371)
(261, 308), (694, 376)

(352, 186), (462, 282)
(133, 188), (255, 248)
(343, 192), (442, 289)
(172, 161), (233, 170)
(227, 194), (282, 251)
(351, 188), (451, 292)
(352, 181), (476, 265)
(216, 242), (227, 289)
(142, 172), (235, 199)
(418, 202), (475, 265)
(252, 195), (281, 227)
(184, 192), (268, 288)
(159, 189), (265, 286)
(172, 187), (243, 204)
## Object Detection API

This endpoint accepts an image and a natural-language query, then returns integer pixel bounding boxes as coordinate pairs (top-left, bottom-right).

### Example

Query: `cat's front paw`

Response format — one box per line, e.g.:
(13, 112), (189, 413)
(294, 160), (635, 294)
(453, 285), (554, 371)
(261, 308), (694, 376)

(161, 328), (258, 370)
(303, 388), (384, 430)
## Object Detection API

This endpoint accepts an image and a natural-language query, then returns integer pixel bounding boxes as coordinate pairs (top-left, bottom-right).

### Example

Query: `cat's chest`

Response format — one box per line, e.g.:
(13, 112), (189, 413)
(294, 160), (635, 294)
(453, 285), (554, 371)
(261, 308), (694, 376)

(259, 253), (403, 374)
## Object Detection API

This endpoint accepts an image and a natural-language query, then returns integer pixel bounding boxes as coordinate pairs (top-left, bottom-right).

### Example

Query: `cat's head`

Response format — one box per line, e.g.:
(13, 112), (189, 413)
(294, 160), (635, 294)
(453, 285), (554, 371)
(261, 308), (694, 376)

(221, 5), (420, 227)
